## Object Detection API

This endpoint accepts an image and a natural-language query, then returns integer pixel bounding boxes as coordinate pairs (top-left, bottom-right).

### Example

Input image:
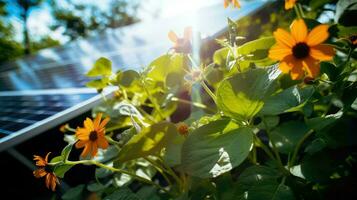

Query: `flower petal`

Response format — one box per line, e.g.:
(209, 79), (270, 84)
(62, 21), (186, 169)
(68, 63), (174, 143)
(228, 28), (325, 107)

(289, 59), (304, 80)
(93, 113), (102, 129)
(91, 142), (98, 158)
(290, 19), (308, 43)
(45, 173), (51, 190)
(97, 137), (109, 149)
(273, 28), (296, 48)
(279, 55), (295, 73)
(168, 31), (178, 42)
(33, 168), (47, 178)
(81, 144), (91, 158)
(306, 24), (329, 46)
(285, 0), (296, 10)
(302, 56), (320, 78)
(232, 0), (241, 8)
(84, 118), (94, 131)
(268, 44), (292, 60)
(184, 27), (192, 40)
(99, 117), (110, 130)
(310, 44), (335, 61)
(75, 140), (87, 148)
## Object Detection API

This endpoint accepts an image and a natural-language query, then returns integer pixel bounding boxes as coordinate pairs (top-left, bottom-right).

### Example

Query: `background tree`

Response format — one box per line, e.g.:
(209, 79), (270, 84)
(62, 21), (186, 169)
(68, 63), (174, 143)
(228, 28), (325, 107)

(50, 0), (139, 41)
(14, 0), (44, 55)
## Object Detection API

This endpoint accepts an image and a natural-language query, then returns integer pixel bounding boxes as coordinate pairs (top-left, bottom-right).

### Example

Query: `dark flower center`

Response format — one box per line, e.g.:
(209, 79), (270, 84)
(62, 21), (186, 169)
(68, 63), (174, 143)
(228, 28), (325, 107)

(89, 131), (98, 141)
(292, 42), (310, 59)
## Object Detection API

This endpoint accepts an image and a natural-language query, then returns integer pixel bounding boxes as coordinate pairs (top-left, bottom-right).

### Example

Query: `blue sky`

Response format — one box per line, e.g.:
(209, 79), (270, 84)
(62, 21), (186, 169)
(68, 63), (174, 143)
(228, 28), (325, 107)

(4, 0), (221, 43)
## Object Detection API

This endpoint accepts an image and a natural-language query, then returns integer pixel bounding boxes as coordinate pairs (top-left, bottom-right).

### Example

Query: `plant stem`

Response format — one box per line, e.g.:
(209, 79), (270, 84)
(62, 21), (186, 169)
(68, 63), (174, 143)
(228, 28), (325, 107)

(156, 157), (183, 191)
(262, 119), (284, 167)
(293, 5), (302, 19)
(289, 129), (314, 168)
(145, 157), (174, 187)
(141, 79), (165, 120)
(66, 160), (168, 193)
(171, 97), (215, 112)
(200, 80), (217, 104)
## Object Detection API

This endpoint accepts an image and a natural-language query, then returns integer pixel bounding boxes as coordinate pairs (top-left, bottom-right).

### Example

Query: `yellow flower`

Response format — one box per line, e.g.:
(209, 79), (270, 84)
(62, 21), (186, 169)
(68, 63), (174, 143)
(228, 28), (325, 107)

(224, 0), (240, 8)
(168, 27), (192, 53)
(269, 19), (335, 80)
(285, 0), (297, 10)
(75, 113), (110, 158)
(33, 152), (60, 191)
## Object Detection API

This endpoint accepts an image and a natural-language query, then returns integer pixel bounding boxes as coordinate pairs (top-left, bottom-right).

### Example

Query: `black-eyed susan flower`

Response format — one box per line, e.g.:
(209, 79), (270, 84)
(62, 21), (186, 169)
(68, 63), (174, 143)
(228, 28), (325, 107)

(176, 122), (189, 136)
(224, 0), (240, 8)
(269, 19), (335, 80)
(33, 152), (60, 191)
(168, 27), (192, 53)
(75, 113), (110, 158)
(285, 0), (297, 10)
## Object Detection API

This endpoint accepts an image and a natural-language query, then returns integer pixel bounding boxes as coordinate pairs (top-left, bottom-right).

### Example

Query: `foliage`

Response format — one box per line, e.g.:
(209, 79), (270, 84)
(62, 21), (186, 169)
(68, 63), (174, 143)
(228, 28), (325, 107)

(36, 0), (357, 199)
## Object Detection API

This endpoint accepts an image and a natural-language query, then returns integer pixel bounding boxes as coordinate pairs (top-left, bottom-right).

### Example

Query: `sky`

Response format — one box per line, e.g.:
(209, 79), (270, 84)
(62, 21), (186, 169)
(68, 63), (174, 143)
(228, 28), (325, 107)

(5, 0), (221, 44)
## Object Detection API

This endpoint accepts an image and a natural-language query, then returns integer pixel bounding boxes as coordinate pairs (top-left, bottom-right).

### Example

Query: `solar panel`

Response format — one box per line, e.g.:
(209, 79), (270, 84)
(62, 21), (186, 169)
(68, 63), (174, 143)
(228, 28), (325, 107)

(0, 1), (269, 152)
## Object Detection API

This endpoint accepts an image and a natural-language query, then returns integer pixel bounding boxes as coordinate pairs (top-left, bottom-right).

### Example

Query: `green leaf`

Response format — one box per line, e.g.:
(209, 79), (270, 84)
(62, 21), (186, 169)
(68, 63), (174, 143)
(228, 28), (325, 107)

(87, 182), (106, 192)
(236, 166), (292, 200)
(247, 182), (295, 200)
(237, 37), (275, 66)
(119, 70), (140, 87)
(301, 150), (336, 183)
(163, 131), (186, 167)
(216, 66), (280, 121)
(306, 111), (342, 131)
(86, 57), (112, 77)
(181, 119), (253, 178)
(103, 187), (141, 200)
(61, 143), (73, 161)
(62, 184), (85, 200)
(238, 165), (282, 187)
(146, 54), (187, 86)
(270, 121), (310, 154)
(213, 47), (229, 67)
(117, 121), (178, 162)
(86, 77), (109, 89)
(259, 85), (314, 115)
(53, 163), (73, 178)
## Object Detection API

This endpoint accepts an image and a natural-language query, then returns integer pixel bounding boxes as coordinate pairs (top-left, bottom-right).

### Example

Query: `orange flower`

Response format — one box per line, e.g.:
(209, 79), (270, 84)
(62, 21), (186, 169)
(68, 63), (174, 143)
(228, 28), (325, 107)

(224, 0), (240, 8)
(285, 0), (297, 10)
(33, 152), (60, 191)
(269, 19), (335, 80)
(168, 27), (192, 53)
(75, 113), (110, 158)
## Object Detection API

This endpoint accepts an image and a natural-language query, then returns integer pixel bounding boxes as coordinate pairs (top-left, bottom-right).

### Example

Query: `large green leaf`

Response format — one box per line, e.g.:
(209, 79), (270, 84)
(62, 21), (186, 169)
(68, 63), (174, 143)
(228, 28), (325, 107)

(181, 119), (253, 178)
(86, 57), (112, 77)
(236, 165), (292, 200)
(62, 184), (86, 200)
(146, 54), (187, 86)
(237, 37), (276, 66)
(216, 66), (280, 121)
(259, 85), (314, 115)
(163, 131), (186, 167)
(117, 122), (178, 162)
(103, 187), (141, 200)
(270, 121), (310, 154)
(247, 182), (295, 200)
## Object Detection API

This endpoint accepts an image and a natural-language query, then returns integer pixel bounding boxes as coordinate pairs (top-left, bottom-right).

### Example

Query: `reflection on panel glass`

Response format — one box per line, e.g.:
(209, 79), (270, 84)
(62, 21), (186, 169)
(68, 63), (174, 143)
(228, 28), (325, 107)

(0, 93), (96, 137)
(0, 1), (266, 91)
